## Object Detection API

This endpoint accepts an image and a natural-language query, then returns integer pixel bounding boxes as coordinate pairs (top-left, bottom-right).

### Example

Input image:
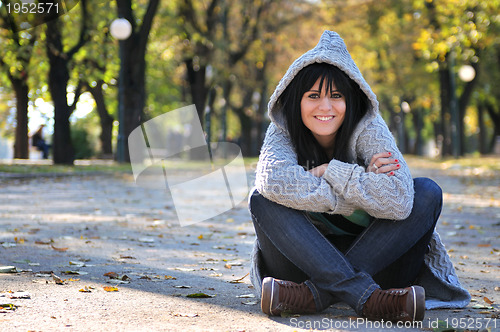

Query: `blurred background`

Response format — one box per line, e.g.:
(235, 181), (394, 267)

(0, 0), (499, 165)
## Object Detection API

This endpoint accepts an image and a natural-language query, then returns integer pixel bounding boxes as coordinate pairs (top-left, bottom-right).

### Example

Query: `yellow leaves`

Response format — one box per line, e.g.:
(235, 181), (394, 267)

(79, 286), (94, 293)
(164, 275), (177, 280)
(103, 286), (118, 292)
(14, 237), (25, 244)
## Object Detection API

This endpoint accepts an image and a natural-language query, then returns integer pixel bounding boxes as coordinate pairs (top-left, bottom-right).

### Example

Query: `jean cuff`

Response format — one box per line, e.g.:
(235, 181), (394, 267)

(356, 283), (380, 315)
(304, 280), (323, 312)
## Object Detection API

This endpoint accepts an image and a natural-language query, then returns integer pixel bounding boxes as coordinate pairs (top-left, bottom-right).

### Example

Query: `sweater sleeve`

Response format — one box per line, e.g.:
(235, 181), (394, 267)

(254, 123), (356, 214)
(322, 114), (414, 220)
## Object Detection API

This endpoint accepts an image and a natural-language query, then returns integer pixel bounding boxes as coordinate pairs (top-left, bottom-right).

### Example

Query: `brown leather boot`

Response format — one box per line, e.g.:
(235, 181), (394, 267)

(363, 286), (425, 322)
(261, 277), (317, 316)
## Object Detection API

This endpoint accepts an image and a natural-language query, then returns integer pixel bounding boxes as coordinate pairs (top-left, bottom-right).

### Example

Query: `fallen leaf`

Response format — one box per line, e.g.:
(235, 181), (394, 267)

(165, 275), (177, 280)
(62, 271), (88, 275)
(174, 285), (192, 289)
(472, 304), (494, 310)
(484, 297), (494, 304)
(1, 243), (16, 248)
(173, 313), (199, 317)
(230, 273), (249, 284)
(197, 234), (203, 240)
(242, 300), (258, 305)
(186, 293), (213, 298)
(209, 273), (222, 277)
(175, 268), (196, 272)
(478, 244), (491, 247)
(69, 261), (86, 267)
(103, 286), (119, 292)
(0, 303), (18, 311)
(51, 245), (68, 252)
(495, 287), (500, 291)
(79, 287), (92, 293)
(52, 273), (64, 285)
(35, 240), (51, 245)
(0, 266), (17, 273)
(104, 272), (119, 279)
(106, 279), (129, 284)
(119, 255), (136, 259)
(138, 237), (155, 243)
(6, 292), (30, 299)
(236, 294), (255, 298)
(224, 264), (232, 269)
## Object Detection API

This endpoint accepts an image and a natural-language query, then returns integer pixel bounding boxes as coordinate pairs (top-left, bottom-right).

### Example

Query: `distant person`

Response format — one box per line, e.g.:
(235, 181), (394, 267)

(248, 31), (470, 323)
(31, 125), (51, 159)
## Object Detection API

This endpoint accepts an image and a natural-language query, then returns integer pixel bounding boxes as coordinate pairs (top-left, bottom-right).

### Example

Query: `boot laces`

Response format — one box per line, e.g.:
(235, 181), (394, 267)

(369, 289), (407, 319)
(278, 281), (310, 311)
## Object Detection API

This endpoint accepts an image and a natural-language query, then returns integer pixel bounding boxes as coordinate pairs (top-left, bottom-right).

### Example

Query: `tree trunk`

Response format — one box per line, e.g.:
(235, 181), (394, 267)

(12, 77), (29, 159)
(87, 80), (114, 157)
(438, 61), (452, 157)
(458, 62), (479, 155)
(412, 108), (424, 156)
(116, 0), (160, 163)
(485, 103), (500, 153)
(185, 59), (208, 126)
(477, 102), (486, 155)
(46, 19), (74, 165)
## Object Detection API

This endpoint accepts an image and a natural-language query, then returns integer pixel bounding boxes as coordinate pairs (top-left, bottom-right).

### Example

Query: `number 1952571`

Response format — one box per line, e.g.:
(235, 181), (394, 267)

(5, 2), (60, 14)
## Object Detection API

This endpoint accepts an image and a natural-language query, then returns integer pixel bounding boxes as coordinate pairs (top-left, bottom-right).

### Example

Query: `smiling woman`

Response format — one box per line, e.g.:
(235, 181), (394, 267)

(248, 30), (470, 323)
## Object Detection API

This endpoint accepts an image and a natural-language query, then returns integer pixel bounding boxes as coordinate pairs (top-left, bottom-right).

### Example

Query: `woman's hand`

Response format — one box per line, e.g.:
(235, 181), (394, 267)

(308, 163), (329, 177)
(367, 152), (400, 176)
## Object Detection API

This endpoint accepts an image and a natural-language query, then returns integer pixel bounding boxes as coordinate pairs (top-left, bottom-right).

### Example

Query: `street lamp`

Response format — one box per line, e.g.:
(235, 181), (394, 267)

(458, 65), (476, 83)
(110, 18), (132, 162)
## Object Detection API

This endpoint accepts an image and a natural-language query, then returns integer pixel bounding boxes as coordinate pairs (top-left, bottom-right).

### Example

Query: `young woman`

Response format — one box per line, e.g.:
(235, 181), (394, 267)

(248, 31), (470, 322)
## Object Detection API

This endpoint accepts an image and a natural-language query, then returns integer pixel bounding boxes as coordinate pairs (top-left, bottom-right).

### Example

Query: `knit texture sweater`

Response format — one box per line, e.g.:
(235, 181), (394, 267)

(250, 30), (470, 309)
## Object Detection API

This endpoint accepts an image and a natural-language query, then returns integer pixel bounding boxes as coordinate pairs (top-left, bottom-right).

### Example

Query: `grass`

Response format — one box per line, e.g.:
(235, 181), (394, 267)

(0, 160), (132, 174)
(0, 157), (261, 175)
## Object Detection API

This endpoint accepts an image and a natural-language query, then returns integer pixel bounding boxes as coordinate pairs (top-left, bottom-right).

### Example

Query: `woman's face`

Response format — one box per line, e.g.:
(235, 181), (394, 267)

(300, 77), (346, 149)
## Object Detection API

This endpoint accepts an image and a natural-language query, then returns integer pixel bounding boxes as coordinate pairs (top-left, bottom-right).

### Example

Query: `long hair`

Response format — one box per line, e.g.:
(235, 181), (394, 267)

(275, 63), (369, 169)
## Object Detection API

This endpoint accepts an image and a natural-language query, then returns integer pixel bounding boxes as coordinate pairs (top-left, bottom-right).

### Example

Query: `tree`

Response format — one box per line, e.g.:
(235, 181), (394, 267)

(115, 0), (160, 162)
(0, 4), (38, 159)
(45, 0), (90, 164)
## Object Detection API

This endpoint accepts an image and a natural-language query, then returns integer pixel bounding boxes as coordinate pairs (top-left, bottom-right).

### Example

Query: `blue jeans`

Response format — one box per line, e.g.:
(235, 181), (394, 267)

(249, 177), (441, 314)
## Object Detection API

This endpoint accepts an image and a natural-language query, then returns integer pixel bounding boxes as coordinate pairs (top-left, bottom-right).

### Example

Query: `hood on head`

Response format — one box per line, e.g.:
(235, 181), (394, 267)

(268, 31), (379, 131)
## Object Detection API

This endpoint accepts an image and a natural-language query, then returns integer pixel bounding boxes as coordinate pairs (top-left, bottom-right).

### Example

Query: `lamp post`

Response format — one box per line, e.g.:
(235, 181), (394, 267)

(110, 18), (132, 162)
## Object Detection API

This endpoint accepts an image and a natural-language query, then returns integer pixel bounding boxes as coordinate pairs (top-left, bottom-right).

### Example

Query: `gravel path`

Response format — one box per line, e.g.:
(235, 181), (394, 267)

(0, 159), (499, 331)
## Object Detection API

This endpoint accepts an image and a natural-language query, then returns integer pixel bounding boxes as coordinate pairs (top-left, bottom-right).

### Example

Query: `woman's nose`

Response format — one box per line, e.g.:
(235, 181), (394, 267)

(318, 96), (332, 111)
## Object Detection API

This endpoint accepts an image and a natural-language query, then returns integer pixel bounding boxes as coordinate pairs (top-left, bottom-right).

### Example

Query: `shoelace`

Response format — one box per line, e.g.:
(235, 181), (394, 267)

(278, 281), (310, 311)
(368, 289), (407, 319)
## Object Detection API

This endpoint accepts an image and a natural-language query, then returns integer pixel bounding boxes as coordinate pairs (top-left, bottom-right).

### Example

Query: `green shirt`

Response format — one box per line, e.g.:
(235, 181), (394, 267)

(307, 209), (372, 236)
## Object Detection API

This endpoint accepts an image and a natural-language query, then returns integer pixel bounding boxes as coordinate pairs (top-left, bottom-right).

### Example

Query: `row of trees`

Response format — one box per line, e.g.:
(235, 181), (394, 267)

(1, 0), (499, 164)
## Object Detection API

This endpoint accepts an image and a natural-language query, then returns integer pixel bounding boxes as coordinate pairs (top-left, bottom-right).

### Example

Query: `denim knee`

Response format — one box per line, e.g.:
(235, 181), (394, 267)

(413, 177), (443, 217)
(248, 189), (267, 217)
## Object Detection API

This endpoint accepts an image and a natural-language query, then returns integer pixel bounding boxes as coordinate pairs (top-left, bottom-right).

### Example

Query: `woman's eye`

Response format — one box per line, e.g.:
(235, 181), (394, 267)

(308, 93), (320, 99)
(331, 93), (343, 99)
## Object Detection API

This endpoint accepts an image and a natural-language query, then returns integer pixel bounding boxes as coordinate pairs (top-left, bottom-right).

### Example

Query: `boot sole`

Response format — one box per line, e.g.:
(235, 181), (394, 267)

(408, 286), (425, 321)
(261, 277), (276, 315)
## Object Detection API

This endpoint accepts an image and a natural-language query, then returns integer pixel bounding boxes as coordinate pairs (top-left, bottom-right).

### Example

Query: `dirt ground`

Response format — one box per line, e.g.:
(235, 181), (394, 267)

(0, 158), (499, 331)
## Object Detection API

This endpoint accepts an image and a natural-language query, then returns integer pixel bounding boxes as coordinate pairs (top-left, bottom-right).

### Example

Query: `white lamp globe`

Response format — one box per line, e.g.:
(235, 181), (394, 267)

(458, 65), (476, 82)
(110, 18), (132, 40)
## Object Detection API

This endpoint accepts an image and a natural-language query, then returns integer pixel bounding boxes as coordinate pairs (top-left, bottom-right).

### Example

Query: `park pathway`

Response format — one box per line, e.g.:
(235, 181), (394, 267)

(0, 158), (499, 331)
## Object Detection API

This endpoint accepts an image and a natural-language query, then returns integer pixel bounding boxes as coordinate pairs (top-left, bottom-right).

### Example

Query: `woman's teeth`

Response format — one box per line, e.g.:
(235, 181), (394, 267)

(315, 116), (333, 121)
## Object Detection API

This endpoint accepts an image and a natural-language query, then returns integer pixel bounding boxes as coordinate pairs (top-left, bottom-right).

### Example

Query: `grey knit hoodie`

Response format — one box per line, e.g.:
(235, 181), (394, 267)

(250, 30), (470, 309)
